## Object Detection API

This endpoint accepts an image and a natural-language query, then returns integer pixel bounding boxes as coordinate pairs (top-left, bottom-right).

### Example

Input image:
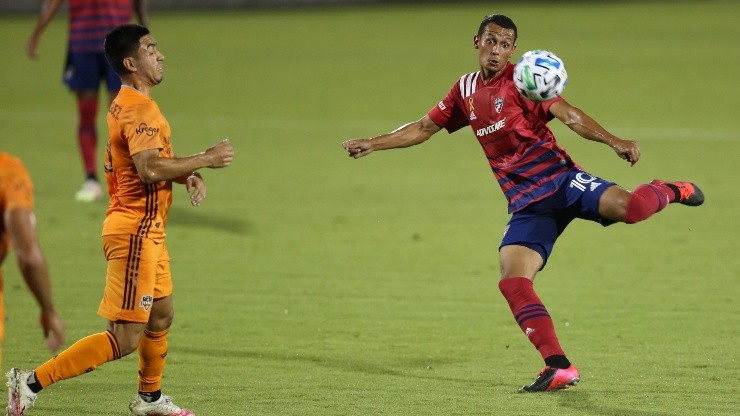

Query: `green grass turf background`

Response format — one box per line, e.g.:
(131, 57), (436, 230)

(1, 1), (738, 414)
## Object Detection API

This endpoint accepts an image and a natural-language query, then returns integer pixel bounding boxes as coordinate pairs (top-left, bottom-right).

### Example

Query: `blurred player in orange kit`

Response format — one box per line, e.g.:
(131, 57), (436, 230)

(0, 153), (65, 368)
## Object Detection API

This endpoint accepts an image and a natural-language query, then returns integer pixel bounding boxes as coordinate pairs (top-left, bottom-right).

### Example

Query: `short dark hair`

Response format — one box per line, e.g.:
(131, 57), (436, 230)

(477, 14), (518, 42)
(104, 24), (150, 76)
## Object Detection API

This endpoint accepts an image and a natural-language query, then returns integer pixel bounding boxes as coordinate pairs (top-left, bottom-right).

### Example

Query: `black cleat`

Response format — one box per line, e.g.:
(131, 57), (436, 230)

(651, 180), (704, 206)
(519, 365), (580, 393)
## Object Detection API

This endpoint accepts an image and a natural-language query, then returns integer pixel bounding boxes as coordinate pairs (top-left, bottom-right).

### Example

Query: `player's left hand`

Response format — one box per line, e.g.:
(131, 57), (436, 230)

(40, 311), (65, 352)
(186, 172), (207, 206)
(27, 35), (41, 59)
(612, 138), (640, 166)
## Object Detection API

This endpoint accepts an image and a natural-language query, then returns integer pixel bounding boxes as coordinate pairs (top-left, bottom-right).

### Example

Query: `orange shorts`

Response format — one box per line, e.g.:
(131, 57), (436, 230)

(98, 234), (172, 323)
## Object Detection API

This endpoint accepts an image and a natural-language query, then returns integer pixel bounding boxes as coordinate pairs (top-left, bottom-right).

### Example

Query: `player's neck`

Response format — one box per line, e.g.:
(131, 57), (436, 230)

(122, 83), (152, 97)
(481, 67), (506, 84)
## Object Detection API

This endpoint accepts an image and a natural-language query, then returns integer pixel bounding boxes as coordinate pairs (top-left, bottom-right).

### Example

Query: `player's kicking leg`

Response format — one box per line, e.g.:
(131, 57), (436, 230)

(649, 180), (704, 206)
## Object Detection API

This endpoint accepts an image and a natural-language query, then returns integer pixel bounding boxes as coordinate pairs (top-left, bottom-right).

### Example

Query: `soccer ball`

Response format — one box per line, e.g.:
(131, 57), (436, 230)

(513, 50), (568, 101)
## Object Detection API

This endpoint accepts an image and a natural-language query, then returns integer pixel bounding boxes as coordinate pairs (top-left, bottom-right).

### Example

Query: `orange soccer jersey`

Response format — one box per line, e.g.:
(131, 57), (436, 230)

(0, 152), (35, 363)
(104, 86), (173, 240)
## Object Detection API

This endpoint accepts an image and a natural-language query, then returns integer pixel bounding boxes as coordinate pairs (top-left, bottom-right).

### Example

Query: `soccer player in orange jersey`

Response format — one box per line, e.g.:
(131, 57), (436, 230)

(8, 24), (234, 416)
(0, 153), (65, 369)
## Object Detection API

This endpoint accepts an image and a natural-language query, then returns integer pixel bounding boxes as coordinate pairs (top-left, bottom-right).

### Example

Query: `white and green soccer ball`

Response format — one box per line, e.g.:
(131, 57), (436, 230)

(513, 50), (568, 101)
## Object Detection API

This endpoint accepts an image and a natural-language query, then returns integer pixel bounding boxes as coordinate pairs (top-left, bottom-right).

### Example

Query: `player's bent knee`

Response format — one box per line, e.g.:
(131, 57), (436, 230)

(107, 320), (148, 356)
(114, 329), (146, 356)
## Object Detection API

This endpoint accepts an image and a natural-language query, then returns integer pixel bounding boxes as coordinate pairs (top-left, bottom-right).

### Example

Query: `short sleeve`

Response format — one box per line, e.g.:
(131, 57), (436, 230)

(120, 101), (165, 156)
(427, 82), (470, 134)
(1, 157), (34, 211)
(514, 91), (562, 122)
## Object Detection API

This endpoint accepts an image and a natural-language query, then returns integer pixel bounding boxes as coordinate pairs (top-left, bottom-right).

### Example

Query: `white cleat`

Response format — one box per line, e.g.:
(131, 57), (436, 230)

(74, 179), (103, 202)
(129, 395), (195, 416)
(6, 368), (36, 416)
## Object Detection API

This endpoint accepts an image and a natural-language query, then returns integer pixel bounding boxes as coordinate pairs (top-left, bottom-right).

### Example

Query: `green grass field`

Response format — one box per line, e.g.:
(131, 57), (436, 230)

(1, 1), (738, 414)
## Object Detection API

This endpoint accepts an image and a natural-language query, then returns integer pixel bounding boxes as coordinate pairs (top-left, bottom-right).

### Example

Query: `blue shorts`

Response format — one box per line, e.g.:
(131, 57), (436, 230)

(63, 50), (121, 92)
(500, 169), (617, 267)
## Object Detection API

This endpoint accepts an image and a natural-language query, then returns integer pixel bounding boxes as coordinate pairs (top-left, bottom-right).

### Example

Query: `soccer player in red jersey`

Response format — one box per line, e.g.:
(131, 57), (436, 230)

(27, 0), (149, 202)
(342, 14), (704, 392)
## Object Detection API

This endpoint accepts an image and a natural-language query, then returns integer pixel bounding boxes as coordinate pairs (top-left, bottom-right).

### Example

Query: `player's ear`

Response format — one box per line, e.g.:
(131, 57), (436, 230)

(473, 35), (480, 49)
(122, 56), (136, 73)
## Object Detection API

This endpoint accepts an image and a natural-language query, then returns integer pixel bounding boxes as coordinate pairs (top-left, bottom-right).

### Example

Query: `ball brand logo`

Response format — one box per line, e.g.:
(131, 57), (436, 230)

(535, 56), (560, 69)
(136, 123), (159, 136)
(140, 295), (154, 311)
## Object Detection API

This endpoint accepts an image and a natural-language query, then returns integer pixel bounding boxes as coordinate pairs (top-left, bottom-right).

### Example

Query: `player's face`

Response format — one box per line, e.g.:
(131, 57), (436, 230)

(134, 35), (165, 86)
(474, 23), (516, 80)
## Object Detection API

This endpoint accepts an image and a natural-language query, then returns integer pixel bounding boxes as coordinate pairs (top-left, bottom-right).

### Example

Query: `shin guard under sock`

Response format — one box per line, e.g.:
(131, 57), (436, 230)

(34, 331), (121, 389)
(498, 277), (566, 361)
(137, 328), (169, 394)
(77, 98), (98, 176)
(625, 184), (669, 224)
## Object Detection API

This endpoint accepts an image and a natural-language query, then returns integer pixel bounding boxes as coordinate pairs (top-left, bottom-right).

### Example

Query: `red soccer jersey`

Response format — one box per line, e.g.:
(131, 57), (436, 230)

(68, 0), (132, 53)
(428, 63), (578, 213)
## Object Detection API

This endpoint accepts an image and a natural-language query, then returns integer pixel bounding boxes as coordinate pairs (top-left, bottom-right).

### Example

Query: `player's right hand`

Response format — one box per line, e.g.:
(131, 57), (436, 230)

(205, 139), (234, 168)
(342, 139), (373, 159)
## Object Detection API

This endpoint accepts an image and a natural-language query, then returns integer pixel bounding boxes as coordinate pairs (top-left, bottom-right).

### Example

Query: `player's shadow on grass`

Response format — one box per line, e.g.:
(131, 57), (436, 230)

(168, 206), (253, 235)
(558, 391), (677, 416)
(178, 347), (500, 387)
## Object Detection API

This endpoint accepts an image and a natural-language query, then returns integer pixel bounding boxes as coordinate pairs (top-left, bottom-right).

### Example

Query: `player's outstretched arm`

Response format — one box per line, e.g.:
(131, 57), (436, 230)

(550, 98), (640, 166)
(133, 0), (150, 27)
(5, 208), (65, 352)
(342, 115), (442, 159)
(27, 0), (63, 59)
(133, 138), (234, 184)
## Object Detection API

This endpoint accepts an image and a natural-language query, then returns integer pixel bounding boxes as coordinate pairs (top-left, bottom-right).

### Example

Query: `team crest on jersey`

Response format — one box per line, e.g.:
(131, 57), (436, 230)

(494, 97), (504, 114)
(140, 295), (154, 311)
(468, 97), (477, 120)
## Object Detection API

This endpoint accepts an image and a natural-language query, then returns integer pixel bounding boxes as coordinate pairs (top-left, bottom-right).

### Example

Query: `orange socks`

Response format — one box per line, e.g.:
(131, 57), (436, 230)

(137, 328), (169, 393)
(35, 331), (121, 388)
